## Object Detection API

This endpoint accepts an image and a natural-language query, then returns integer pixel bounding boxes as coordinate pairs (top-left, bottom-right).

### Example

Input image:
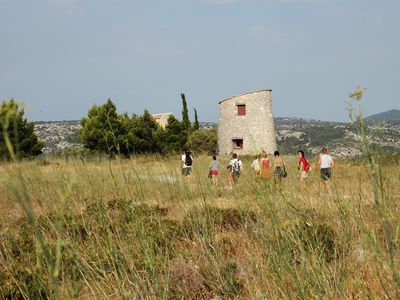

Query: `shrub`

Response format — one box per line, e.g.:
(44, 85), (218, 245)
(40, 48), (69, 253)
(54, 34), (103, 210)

(0, 99), (44, 160)
(187, 129), (218, 155)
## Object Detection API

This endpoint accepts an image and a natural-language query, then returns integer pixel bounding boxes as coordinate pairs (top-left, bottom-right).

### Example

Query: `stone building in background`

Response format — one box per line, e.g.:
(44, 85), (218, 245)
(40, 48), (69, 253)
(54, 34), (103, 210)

(152, 112), (172, 129)
(218, 89), (276, 155)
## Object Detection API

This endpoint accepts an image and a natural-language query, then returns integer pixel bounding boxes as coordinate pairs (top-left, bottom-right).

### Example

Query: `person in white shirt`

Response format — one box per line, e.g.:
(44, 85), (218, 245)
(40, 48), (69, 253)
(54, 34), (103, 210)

(251, 155), (261, 177)
(181, 150), (193, 181)
(227, 153), (243, 189)
(316, 147), (335, 191)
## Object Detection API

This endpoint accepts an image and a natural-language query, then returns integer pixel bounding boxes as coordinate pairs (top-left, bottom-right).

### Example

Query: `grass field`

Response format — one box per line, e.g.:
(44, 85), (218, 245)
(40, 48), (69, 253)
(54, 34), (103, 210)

(0, 154), (399, 299)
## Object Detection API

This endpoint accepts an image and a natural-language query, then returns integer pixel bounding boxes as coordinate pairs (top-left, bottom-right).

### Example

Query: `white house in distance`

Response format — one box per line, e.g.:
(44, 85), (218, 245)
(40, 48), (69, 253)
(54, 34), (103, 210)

(152, 112), (172, 128)
(218, 89), (277, 155)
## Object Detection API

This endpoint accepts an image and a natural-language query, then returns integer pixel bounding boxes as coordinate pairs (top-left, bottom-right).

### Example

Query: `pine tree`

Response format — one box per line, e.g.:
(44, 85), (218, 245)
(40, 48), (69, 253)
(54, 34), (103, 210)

(81, 100), (163, 156)
(156, 115), (187, 153)
(181, 93), (191, 131)
(80, 98), (124, 156)
(193, 108), (199, 131)
(129, 110), (159, 153)
(0, 99), (44, 160)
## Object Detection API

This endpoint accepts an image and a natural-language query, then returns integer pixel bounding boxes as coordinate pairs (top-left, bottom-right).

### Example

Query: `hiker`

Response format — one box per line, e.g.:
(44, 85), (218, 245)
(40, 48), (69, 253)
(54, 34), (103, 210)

(260, 151), (272, 180)
(227, 153), (243, 189)
(316, 147), (335, 192)
(297, 150), (311, 182)
(181, 149), (193, 181)
(251, 154), (261, 178)
(273, 151), (286, 183)
(209, 155), (219, 185)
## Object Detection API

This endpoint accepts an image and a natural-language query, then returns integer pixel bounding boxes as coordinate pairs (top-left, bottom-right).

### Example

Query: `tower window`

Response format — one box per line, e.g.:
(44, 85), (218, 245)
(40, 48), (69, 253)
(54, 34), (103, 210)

(237, 104), (246, 116)
(232, 139), (243, 149)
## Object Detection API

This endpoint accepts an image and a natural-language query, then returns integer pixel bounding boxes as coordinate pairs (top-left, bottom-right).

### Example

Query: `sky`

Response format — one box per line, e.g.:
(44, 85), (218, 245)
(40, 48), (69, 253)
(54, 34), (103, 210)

(1, 0), (399, 122)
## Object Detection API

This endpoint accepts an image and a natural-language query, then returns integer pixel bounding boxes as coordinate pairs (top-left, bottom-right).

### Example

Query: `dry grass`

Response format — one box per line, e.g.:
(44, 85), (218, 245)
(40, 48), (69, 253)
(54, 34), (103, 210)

(0, 154), (399, 299)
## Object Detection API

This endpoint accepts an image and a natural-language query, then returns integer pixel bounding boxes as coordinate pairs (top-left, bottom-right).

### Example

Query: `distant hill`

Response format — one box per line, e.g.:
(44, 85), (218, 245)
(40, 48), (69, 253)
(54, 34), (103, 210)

(365, 109), (400, 122)
(34, 118), (400, 157)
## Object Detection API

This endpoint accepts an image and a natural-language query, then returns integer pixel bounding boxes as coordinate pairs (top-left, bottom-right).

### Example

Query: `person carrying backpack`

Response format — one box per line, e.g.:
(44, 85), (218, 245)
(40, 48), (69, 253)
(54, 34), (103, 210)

(297, 150), (311, 181)
(227, 153), (243, 188)
(181, 149), (193, 181)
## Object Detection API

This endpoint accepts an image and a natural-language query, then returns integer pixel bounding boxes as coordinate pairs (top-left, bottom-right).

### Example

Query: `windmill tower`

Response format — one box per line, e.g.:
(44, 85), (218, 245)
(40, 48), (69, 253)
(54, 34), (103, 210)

(218, 89), (277, 155)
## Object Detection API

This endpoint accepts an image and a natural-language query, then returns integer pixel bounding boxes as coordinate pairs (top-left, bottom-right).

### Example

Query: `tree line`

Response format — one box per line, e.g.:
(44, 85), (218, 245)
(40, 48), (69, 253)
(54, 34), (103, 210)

(0, 95), (217, 160)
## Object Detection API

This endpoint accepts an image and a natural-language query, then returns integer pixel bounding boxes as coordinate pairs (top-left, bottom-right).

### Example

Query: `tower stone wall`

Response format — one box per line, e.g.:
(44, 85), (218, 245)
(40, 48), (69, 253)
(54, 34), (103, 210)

(218, 89), (277, 155)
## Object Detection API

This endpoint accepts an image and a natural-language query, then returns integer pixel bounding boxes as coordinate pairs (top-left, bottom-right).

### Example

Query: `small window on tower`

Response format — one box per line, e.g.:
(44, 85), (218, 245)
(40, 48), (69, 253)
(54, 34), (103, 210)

(237, 104), (246, 116)
(232, 139), (243, 149)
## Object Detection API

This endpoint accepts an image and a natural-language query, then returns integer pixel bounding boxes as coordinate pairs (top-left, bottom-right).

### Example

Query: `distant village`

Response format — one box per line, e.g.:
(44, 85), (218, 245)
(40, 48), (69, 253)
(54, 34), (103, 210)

(33, 88), (400, 157)
(34, 118), (400, 157)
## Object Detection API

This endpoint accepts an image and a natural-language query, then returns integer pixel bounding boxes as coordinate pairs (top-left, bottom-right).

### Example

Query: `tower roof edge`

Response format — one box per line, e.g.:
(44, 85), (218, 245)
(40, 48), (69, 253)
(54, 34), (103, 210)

(218, 89), (272, 104)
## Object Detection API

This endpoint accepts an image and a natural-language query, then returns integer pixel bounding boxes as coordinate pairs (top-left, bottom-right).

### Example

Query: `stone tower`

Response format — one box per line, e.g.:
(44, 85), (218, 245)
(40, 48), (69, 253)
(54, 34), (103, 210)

(218, 89), (276, 155)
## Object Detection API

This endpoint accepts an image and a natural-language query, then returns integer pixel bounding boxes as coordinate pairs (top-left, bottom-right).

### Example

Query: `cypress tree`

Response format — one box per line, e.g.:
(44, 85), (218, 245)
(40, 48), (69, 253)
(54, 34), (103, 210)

(181, 93), (191, 131)
(193, 108), (199, 131)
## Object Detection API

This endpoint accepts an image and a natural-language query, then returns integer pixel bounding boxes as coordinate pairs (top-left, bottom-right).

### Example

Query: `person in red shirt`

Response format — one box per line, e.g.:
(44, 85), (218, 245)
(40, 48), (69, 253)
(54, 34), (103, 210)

(297, 150), (311, 182)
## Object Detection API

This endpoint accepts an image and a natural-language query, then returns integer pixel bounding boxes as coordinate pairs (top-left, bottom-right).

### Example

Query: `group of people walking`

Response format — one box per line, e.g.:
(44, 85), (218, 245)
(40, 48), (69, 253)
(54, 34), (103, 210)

(250, 150), (287, 182)
(181, 147), (335, 190)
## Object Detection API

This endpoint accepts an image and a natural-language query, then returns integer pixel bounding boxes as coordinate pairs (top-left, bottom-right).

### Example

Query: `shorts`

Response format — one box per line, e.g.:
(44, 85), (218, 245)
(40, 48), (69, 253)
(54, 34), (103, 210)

(182, 167), (192, 176)
(320, 168), (331, 181)
(300, 170), (308, 180)
(274, 166), (284, 178)
(232, 173), (240, 184)
(211, 170), (219, 176)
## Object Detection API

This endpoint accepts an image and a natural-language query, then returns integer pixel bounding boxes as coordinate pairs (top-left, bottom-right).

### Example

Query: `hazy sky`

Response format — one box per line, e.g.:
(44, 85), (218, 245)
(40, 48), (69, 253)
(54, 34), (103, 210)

(1, 0), (399, 122)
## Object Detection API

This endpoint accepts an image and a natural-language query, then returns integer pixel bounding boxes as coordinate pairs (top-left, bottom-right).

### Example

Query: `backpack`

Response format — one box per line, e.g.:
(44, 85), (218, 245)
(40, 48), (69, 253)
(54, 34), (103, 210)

(185, 155), (193, 167)
(232, 160), (241, 175)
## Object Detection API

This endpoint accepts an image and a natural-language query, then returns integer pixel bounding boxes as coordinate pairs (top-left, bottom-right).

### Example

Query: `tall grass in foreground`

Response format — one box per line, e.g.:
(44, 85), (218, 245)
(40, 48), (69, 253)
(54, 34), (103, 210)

(348, 88), (400, 296)
(0, 151), (399, 299)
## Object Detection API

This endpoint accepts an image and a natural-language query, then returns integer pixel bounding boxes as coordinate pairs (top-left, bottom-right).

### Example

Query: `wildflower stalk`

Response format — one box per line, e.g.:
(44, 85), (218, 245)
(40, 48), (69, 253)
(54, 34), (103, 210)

(348, 88), (400, 289)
